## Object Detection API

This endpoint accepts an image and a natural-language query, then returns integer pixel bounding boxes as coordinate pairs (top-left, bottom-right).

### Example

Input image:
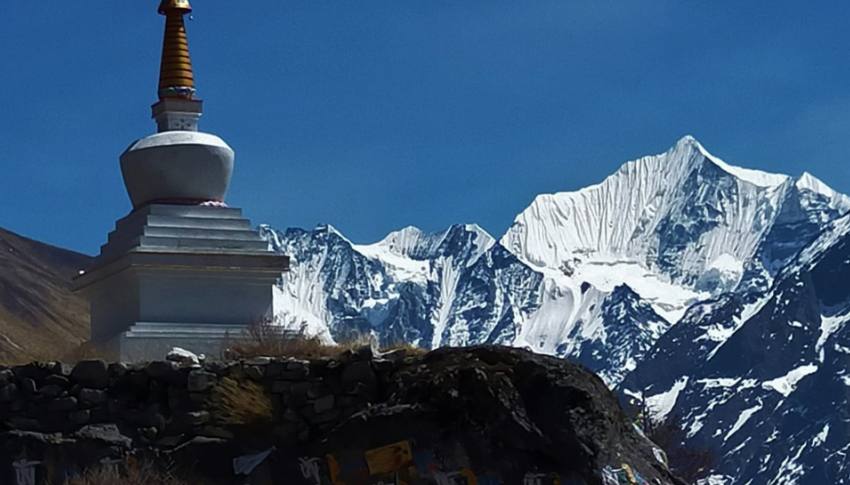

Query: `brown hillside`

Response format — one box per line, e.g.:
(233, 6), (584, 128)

(0, 227), (90, 363)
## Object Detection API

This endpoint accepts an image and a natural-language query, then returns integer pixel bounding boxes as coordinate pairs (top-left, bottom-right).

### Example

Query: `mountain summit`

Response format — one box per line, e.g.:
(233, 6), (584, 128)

(502, 135), (848, 295)
(261, 137), (849, 394)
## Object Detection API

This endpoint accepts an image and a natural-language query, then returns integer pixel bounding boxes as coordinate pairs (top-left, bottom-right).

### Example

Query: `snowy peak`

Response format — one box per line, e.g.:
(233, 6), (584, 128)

(796, 171), (850, 214)
(631, 135), (788, 190)
(433, 223), (496, 262)
(314, 223), (354, 245)
(359, 224), (495, 265)
(369, 225), (435, 259)
(680, 135), (790, 188)
(797, 171), (833, 195)
(501, 136), (846, 295)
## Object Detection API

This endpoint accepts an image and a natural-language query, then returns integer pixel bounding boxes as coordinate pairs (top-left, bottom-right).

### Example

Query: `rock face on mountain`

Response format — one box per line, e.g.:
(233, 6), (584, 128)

(0, 346), (683, 485)
(0, 228), (90, 363)
(621, 214), (850, 485)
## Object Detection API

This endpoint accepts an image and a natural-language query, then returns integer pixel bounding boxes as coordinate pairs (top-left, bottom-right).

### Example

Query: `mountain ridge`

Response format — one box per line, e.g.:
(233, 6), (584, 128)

(501, 135), (848, 288)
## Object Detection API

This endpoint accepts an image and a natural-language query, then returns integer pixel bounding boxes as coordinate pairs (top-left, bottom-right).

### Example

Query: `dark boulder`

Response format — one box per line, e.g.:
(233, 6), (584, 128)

(318, 346), (683, 485)
(71, 360), (109, 389)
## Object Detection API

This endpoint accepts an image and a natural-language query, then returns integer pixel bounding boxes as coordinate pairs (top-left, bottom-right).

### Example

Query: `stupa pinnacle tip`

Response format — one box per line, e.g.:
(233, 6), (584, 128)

(158, 0), (192, 15)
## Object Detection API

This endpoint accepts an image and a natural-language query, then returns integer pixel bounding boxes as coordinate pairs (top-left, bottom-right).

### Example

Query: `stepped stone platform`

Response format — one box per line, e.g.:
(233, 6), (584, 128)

(73, 204), (288, 361)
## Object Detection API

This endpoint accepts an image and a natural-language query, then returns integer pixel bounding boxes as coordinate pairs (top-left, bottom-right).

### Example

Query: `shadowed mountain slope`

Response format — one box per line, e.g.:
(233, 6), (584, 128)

(0, 227), (90, 362)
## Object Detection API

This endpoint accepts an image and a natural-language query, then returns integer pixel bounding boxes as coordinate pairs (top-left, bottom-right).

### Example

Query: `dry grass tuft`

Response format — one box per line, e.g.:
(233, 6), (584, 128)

(61, 458), (189, 485)
(208, 376), (274, 427)
(2, 324), (429, 368)
(227, 321), (374, 360)
(227, 321), (430, 360)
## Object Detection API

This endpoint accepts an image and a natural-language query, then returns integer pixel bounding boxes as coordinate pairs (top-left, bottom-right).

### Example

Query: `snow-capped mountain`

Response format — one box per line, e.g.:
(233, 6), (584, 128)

(503, 135), (848, 384)
(261, 136), (848, 391)
(621, 212), (850, 484)
(258, 135), (850, 482)
(261, 223), (544, 350)
(502, 135), (849, 303)
(260, 221), (673, 386)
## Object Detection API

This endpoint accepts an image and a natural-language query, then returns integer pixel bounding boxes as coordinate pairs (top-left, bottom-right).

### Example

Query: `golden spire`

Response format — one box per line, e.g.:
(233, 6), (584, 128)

(158, 0), (195, 99)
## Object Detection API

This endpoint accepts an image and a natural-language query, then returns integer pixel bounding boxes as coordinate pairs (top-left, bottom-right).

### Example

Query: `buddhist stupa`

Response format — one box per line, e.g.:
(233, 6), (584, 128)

(74, 1), (289, 361)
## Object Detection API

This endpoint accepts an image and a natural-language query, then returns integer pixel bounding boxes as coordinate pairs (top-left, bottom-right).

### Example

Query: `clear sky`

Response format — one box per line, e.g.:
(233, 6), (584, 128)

(2, 1), (849, 255)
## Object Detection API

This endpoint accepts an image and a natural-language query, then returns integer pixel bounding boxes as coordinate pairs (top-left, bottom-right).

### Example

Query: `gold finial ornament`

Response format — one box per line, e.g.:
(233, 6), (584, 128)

(158, 0), (192, 15)
(158, 0), (195, 99)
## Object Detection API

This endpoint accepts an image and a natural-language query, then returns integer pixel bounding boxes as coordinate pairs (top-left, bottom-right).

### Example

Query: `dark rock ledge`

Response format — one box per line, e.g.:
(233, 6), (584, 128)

(0, 346), (683, 484)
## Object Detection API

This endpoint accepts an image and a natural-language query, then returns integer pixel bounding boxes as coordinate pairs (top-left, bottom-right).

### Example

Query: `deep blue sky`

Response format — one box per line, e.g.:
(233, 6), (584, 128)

(2, 1), (849, 255)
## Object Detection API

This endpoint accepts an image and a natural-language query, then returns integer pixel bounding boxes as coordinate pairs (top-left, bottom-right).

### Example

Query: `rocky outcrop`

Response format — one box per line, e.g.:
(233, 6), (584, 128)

(0, 346), (681, 484)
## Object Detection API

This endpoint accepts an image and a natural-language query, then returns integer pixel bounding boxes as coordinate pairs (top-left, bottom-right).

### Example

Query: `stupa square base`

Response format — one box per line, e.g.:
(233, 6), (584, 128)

(74, 204), (288, 362)
(100, 322), (251, 362)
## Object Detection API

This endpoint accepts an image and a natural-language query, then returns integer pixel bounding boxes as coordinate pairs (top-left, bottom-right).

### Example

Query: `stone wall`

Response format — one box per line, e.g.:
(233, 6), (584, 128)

(0, 346), (683, 485)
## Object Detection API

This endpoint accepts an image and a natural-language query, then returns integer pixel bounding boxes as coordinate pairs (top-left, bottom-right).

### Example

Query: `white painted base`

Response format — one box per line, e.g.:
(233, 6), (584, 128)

(75, 204), (288, 362)
(111, 322), (251, 362)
